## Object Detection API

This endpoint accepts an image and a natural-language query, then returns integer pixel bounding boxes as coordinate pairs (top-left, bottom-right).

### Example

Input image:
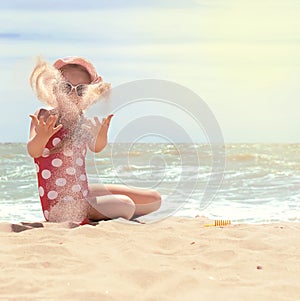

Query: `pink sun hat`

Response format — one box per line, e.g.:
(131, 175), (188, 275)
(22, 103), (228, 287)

(53, 56), (102, 83)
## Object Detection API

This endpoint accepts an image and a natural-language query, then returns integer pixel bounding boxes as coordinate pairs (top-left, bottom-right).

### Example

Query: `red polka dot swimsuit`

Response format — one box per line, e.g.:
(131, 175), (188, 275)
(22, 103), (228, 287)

(34, 128), (89, 221)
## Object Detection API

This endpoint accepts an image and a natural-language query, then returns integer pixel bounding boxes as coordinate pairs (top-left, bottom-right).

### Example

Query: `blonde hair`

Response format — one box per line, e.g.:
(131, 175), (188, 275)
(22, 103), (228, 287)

(30, 57), (62, 108)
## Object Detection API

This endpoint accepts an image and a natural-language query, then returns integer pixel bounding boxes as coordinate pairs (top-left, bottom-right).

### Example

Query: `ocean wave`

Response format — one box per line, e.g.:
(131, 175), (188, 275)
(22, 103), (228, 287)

(0, 143), (299, 223)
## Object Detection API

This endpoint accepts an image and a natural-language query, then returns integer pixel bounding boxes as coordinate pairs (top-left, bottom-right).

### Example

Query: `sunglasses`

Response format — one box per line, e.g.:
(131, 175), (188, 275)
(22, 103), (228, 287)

(59, 82), (87, 97)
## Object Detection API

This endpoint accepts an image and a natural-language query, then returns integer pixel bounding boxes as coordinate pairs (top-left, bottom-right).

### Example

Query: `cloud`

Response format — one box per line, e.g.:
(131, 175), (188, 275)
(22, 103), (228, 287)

(0, 0), (208, 11)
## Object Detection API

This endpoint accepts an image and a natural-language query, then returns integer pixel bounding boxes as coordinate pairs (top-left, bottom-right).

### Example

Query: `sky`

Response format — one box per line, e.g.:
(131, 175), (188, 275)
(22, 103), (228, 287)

(0, 0), (300, 143)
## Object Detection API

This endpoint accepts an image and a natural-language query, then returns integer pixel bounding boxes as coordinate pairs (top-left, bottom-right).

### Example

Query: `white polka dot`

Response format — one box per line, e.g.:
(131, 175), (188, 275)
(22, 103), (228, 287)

(83, 190), (89, 197)
(47, 190), (58, 200)
(38, 186), (44, 197)
(44, 210), (49, 220)
(72, 184), (81, 193)
(66, 167), (76, 175)
(76, 158), (83, 166)
(42, 148), (50, 157)
(79, 174), (86, 181)
(55, 178), (67, 187)
(52, 137), (61, 146)
(35, 163), (39, 173)
(63, 195), (74, 202)
(63, 149), (73, 157)
(41, 169), (51, 179)
(52, 158), (63, 167)
(82, 149), (86, 156)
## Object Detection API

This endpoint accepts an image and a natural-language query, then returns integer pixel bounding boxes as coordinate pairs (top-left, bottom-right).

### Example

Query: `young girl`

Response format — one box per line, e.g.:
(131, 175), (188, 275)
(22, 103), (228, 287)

(27, 56), (161, 224)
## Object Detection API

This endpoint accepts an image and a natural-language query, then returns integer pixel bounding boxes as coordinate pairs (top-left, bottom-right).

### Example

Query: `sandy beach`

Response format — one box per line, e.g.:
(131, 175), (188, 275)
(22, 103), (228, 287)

(0, 217), (299, 301)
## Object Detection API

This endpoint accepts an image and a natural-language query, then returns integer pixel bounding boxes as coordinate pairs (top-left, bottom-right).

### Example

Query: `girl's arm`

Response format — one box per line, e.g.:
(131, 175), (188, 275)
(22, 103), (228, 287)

(85, 114), (113, 153)
(27, 110), (63, 158)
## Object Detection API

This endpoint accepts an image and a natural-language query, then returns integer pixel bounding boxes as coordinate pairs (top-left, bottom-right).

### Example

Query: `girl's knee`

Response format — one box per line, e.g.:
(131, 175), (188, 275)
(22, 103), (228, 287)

(149, 190), (162, 207)
(119, 194), (135, 206)
(118, 195), (136, 219)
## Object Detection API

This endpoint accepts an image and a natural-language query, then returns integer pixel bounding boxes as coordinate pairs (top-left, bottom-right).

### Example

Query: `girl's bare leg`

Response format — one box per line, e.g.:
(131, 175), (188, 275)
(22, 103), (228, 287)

(87, 194), (136, 220)
(87, 184), (162, 220)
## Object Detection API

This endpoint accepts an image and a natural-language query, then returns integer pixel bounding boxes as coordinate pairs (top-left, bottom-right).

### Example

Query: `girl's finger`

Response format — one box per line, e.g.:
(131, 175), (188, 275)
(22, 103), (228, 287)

(53, 124), (63, 134)
(105, 114), (113, 125)
(49, 114), (57, 122)
(44, 116), (53, 131)
(47, 115), (56, 128)
(82, 124), (91, 131)
(29, 114), (39, 126)
(51, 115), (59, 128)
(51, 119), (61, 131)
(106, 114), (113, 123)
(94, 117), (101, 126)
(87, 119), (94, 127)
(39, 115), (46, 126)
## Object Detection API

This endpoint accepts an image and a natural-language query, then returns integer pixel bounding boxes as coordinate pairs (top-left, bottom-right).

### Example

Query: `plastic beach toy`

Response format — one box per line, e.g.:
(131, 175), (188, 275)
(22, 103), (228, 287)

(204, 220), (232, 227)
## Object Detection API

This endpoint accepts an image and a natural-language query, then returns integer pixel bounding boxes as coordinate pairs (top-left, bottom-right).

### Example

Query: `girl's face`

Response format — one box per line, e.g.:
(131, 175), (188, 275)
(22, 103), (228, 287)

(58, 65), (91, 103)
(61, 65), (91, 86)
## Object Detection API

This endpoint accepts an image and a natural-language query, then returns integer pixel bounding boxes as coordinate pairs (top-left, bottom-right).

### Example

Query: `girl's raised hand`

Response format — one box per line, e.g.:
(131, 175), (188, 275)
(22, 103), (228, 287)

(83, 114), (113, 137)
(83, 114), (113, 152)
(29, 114), (63, 139)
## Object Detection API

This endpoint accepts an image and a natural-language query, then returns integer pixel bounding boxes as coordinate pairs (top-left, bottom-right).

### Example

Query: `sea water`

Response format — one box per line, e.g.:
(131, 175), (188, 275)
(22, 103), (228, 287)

(0, 143), (299, 224)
